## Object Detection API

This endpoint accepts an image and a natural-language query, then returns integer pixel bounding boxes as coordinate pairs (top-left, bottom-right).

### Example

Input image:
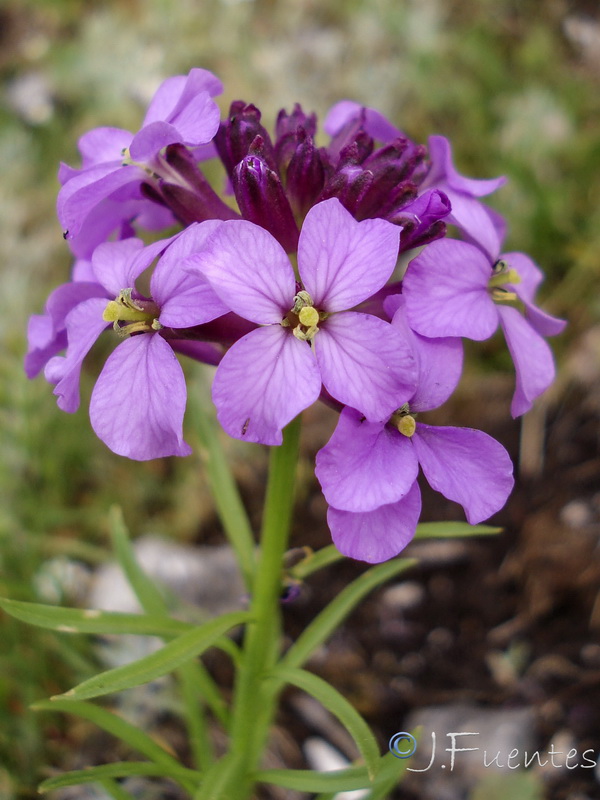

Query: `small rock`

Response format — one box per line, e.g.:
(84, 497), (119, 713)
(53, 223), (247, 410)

(381, 581), (425, 611)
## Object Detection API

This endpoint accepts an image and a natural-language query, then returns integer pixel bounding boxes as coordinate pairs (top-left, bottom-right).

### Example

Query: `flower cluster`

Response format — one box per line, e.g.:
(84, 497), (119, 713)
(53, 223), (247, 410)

(27, 68), (565, 563)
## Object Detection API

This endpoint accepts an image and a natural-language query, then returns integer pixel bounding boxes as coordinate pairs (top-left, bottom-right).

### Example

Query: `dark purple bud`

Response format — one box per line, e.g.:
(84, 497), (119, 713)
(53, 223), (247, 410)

(153, 144), (240, 224)
(318, 165), (374, 217)
(285, 132), (326, 218)
(214, 101), (277, 180)
(390, 189), (451, 251)
(274, 104), (317, 173)
(327, 107), (368, 164)
(275, 103), (317, 141)
(337, 132), (374, 168)
(233, 155), (300, 253)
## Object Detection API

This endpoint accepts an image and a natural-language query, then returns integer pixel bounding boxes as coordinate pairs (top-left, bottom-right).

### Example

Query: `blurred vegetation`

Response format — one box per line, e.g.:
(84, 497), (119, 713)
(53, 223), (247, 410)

(0, 0), (599, 795)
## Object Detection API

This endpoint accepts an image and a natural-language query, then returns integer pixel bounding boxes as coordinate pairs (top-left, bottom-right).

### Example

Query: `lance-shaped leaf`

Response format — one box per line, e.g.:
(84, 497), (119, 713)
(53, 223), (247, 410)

(256, 751), (409, 793)
(33, 699), (190, 784)
(0, 597), (194, 638)
(414, 522), (502, 539)
(266, 666), (380, 779)
(284, 558), (415, 669)
(52, 611), (250, 702)
(38, 762), (201, 794)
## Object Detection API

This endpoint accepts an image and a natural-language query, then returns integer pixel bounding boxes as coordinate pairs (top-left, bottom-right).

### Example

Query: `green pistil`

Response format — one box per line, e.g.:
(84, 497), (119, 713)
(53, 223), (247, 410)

(103, 289), (161, 335)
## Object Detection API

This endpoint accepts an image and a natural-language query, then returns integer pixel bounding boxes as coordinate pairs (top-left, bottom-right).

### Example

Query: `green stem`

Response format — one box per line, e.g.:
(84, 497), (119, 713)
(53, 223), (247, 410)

(200, 415), (302, 799)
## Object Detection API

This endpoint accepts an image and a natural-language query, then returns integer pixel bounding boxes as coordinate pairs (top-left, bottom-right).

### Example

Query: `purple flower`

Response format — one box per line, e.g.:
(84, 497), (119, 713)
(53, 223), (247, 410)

(188, 198), (418, 445)
(41, 224), (228, 459)
(324, 103), (506, 257)
(315, 299), (514, 563)
(402, 238), (566, 416)
(58, 69), (222, 256)
(419, 135), (507, 259)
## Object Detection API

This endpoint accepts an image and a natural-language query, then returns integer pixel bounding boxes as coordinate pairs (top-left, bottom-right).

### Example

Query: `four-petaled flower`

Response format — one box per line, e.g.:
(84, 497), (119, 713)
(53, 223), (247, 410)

(43, 224), (228, 459)
(187, 198), (418, 444)
(315, 297), (515, 563)
(402, 238), (566, 416)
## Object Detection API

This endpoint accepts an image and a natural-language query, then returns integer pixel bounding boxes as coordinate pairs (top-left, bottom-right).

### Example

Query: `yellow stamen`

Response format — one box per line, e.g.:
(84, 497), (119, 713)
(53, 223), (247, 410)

(489, 268), (521, 289)
(397, 414), (416, 438)
(298, 306), (319, 328)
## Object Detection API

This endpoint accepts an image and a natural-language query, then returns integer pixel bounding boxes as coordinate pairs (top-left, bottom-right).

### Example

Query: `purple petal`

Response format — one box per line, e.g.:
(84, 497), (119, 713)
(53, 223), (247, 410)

(91, 238), (145, 295)
(90, 334), (192, 460)
(212, 326), (321, 445)
(502, 251), (543, 301)
(167, 91), (221, 146)
(72, 259), (96, 281)
(501, 251), (566, 337)
(57, 162), (144, 239)
(129, 121), (186, 162)
(315, 407), (419, 512)
(425, 136), (506, 197)
(498, 305), (557, 417)
(445, 190), (505, 261)
(327, 482), (422, 564)
(142, 69), (222, 127)
(25, 316), (67, 379)
(315, 312), (417, 421)
(25, 280), (109, 378)
(298, 198), (400, 312)
(521, 301), (566, 338)
(389, 296), (464, 411)
(50, 298), (110, 412)
(78, 127), (133, 168)
(188, 220), (296, 324)
(92, 235), (179, 297)
(412, 423), (514, 523)
(403, 239), (498, 340)
(323, 101), (402, 143)
(151, 221), (228, 327)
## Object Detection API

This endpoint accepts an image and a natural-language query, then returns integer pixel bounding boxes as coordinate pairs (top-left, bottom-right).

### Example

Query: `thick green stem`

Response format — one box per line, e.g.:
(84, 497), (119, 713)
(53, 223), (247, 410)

(199, 415), (302, 799)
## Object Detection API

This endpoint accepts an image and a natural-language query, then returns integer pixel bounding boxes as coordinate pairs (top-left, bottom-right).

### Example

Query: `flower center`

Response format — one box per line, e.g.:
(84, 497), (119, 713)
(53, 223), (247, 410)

(282, 290), (327, 343)
(488, 259), (521, 305)
(103, 289), (162, 336)
(390, 403), (416, 437)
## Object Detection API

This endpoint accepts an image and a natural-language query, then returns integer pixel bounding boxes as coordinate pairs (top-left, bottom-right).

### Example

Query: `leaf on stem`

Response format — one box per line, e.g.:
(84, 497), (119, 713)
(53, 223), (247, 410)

(266, 666), (380, 779)
(51, 610), (250, 702)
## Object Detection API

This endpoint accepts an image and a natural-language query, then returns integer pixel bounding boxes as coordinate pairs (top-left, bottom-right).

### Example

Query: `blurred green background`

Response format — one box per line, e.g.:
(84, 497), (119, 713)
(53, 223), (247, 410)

(1, 0), (598, 796)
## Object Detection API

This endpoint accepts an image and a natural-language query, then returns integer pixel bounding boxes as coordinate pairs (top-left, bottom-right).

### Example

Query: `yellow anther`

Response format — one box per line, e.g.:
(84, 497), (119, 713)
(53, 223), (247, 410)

(298, 306), (319, 328)
(102, 301), (121, 323)
(489, 268), (521, 289)
(397, 414), (416, 438)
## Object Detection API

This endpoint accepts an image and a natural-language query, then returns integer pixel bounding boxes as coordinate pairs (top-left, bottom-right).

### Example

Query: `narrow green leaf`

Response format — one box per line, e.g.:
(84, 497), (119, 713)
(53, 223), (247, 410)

(188, 372), (256, 592)
(99, 778), (138, 800)
(32, 699), (187, 780)
(178, 661), (216, 770)
(109, 507), (167, 616)
(414, 522), (502, 539)
(255, 765), (372, 792)
(53, 611), (250, 701)
(362, 751), (412, 799)
(267, 667), (380, 779)
(0, 597), (194, 637)
(289, 545), (344, 580)
(38, 762), (201, 794)
(284, 558), (415, 669)
(258, 752), (410, 794)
